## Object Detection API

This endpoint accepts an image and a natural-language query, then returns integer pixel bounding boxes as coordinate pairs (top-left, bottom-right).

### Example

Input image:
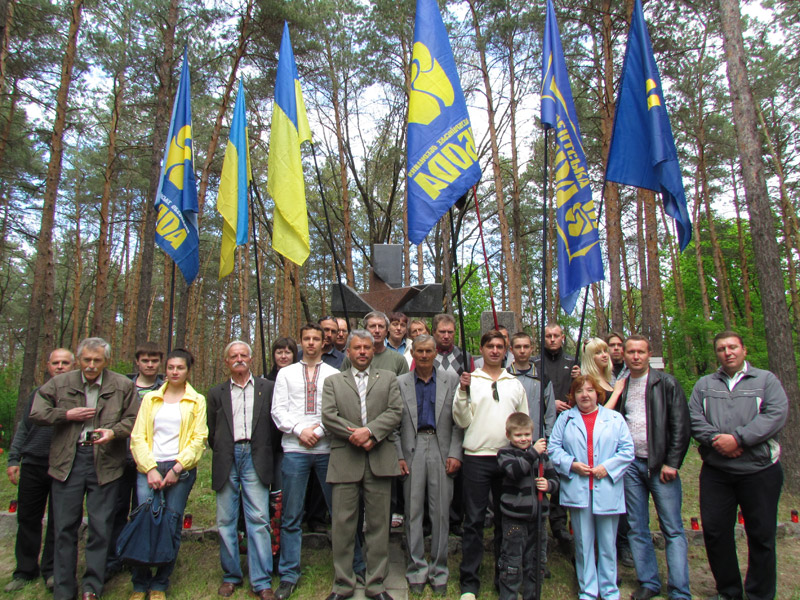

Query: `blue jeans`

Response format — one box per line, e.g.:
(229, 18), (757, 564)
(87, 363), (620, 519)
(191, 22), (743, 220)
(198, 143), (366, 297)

(217, 443), (273, 592)
(279, 452), (364, 583)
(131, 462), (196, 592)
(624, 459), (690, 599)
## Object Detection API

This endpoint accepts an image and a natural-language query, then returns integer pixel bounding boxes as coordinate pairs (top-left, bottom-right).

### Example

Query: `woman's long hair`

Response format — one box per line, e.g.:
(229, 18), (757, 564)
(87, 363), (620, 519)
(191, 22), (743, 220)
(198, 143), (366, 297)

(581, 337), (613, 385)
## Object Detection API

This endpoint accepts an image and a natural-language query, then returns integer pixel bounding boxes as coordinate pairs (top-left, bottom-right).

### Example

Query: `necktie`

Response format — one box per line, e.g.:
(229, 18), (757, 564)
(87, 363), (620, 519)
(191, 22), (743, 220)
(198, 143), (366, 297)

(356, 371), (368, 425)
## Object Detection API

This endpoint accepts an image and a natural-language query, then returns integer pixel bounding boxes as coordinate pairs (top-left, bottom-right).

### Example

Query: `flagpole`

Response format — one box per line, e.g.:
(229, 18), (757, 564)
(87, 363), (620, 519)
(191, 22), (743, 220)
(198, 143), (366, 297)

(250, 192), (269, 376)
(167, 262), (176, 354)
(535, 127), (550, 600)
(448, 205), (470, 369)
(309, 142), (350, 324)
(471, 187), (499, 329)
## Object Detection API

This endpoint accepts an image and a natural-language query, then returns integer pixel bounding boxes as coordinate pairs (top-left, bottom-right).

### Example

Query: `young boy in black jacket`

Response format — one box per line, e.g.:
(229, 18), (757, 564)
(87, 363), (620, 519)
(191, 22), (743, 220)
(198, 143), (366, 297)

(497, 412), (559, 600)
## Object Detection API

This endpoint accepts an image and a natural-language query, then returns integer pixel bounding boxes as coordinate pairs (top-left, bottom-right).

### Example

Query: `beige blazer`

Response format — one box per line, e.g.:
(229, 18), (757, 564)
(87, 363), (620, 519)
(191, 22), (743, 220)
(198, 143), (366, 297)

(322, 368), (403, 483)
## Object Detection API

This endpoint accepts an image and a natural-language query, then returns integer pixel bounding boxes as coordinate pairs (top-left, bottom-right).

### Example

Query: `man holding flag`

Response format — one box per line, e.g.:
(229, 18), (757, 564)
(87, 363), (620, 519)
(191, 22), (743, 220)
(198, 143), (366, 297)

(154, 46), (200, 286)
(541, 0), (604, 316)
(268, 22), (312, 266)
(218, 79), (251, 278)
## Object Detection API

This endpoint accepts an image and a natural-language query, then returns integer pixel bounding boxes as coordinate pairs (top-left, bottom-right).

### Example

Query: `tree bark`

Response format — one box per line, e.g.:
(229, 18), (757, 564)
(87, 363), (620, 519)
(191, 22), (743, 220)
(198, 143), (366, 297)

(91, 69), (125, 338)
(468, 0), (520, 323)
(643, 190), (663, 354)
(729, 163), (753, 329)
(134, 0), (178, 350)
(17, 0), (84, 420)
(718, 0), (800, 493)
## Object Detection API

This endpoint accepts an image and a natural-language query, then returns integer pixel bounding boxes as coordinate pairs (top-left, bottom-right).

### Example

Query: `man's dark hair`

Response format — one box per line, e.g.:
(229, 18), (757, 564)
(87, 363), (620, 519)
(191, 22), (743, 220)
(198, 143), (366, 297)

(713, 330), (744, 348)
(480, 329), (506, 348)
(624, 334), (651, 352)
(605, 331), (624, 345)
(300, 322), (325, 338)
(135, 341), (164, 360)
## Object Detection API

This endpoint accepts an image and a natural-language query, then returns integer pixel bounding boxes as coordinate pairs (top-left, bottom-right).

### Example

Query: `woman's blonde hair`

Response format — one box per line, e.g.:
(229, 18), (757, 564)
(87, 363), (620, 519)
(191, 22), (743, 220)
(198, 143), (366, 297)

(581, 337), (613, 384)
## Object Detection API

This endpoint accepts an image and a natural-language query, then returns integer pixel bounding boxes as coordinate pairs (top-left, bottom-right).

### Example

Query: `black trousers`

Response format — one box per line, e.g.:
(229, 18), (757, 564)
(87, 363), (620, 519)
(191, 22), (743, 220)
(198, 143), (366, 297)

(699, 461), (783, 600)
(460, 455), (503, 595)
(499, 517), (544, 600)
(13, 462), (54, 581)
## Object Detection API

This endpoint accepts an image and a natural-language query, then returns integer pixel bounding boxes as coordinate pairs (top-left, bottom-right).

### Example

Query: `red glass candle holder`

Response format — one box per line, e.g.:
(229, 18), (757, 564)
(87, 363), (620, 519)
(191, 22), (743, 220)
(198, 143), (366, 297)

(738, 511), (744, 525)
(9, 500), (17, 513)
(792, 510), (798, 524)
(183, 513), (193, 529)
(691, 517), (699, 531)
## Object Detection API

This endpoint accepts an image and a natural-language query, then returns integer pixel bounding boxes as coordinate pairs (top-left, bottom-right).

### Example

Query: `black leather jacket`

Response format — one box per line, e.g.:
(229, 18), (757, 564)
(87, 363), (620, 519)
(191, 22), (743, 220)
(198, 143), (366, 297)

(615, 369), (691, 473)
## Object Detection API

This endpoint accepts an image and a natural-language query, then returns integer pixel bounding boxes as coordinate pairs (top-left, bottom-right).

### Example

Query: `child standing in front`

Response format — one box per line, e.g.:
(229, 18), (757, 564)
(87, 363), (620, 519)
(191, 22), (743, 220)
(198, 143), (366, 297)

(497, 412), (558, 600)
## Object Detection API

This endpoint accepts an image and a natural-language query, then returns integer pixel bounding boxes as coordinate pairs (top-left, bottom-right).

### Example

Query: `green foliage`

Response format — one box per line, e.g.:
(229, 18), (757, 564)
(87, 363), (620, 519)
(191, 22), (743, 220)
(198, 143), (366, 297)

(0, 365), (21, 449)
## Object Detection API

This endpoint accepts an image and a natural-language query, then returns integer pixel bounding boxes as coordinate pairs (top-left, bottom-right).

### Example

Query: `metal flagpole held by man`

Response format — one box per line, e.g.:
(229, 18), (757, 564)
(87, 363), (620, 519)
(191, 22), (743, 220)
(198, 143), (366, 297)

(538, 1), (607, 593)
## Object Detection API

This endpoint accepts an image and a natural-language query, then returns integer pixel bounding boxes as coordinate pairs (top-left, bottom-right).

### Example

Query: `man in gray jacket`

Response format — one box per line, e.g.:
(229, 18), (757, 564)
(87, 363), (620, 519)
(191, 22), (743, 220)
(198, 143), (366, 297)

(396, 334), (462, 595)
(689, 331), (788, 600)
(31, 338), (138, 600)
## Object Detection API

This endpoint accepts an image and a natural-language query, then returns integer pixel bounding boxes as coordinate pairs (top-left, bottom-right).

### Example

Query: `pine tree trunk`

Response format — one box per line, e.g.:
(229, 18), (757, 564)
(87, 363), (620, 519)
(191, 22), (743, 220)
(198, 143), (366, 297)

(468, 0), (520, 322)
(691, 176), (713, 331)
(729, 164), (753, 329)
(70, 185), (83, 352)
(643, 190), (663, 354)
(324, 37), (355, 286)
(636, 191), (648, 337)
(17, 0), (84, 419)
(135, 0), (178, 350)
(660, 207), (696, 375)
(0, 0), (15, 96)
(599, 0), (624, 332)
(91, 69), (125, 338)
(718, 0), (800, 494)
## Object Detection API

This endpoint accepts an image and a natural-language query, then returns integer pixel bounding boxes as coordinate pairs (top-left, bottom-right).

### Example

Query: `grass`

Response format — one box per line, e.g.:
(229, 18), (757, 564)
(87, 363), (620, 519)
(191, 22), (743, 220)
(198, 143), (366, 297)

(2, 449), (800, 599)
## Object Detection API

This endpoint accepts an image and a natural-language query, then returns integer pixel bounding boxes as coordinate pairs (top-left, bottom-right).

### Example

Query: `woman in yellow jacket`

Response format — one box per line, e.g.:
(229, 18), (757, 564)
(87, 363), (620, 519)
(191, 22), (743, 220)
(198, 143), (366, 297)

(128, 349), (207, 600)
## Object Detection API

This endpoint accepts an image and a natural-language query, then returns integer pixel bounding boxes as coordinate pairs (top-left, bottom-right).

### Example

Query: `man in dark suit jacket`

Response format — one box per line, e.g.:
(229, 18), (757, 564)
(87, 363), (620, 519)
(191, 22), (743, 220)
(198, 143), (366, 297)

(321, 329), (403, 600)
(395, 334), (462, 595)
(207, 341), (277, 600)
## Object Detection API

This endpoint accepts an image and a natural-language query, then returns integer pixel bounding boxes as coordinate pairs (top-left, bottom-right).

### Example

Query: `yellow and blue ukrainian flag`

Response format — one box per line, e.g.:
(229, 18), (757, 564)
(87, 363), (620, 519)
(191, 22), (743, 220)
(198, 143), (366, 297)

(541, 0), (604, 314)
(154, 46), (199, 284)
(268, 22), (312, 266)
(217, 79), (252, 279)
(406, 0), (481, 245)
(605, 0), (692, 250)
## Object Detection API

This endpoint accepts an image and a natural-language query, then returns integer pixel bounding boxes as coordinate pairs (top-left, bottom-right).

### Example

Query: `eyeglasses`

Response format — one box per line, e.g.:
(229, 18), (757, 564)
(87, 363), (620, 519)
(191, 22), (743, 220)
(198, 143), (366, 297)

(492, 381), (499, 402)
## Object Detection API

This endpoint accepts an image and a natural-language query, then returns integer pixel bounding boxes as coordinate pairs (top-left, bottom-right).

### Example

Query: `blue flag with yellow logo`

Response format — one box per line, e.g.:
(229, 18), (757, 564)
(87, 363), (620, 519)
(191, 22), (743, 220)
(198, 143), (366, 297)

(406, 0), (481, 245)
(217, 79), (252, 279)
(541, 0), (604, 314)
(154, 47), (199, 284)
(605, 0), (691, 251)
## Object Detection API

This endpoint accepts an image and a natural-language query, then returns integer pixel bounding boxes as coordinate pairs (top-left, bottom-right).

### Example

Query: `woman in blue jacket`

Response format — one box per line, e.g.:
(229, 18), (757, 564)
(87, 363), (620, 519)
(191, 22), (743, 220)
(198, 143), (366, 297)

(549, 375), (634, 600)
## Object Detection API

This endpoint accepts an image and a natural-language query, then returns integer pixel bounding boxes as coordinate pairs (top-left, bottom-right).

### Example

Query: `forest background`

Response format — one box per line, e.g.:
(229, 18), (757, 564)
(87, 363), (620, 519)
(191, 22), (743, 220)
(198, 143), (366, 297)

(0, 0), (799, 489)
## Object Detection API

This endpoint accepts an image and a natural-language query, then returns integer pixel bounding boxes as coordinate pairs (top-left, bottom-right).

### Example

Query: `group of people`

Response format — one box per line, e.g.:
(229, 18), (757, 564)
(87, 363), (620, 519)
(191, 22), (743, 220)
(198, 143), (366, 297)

(4, 311), (789, 600)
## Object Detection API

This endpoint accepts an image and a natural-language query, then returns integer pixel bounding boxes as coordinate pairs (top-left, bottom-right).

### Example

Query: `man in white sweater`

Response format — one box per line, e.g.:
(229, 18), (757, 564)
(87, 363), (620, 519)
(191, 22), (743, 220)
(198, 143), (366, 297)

(453, 330), (529, 600)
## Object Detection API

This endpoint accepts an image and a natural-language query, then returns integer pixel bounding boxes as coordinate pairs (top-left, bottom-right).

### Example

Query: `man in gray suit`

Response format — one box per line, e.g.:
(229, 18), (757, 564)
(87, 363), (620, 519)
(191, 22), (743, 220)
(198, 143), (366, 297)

(321, 329), (403, 600)
(396, 335), (462, 595)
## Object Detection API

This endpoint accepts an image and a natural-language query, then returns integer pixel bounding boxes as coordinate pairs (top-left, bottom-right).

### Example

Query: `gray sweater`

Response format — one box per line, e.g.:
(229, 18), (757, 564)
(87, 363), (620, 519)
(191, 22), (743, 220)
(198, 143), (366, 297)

(689, 363), (788, 475)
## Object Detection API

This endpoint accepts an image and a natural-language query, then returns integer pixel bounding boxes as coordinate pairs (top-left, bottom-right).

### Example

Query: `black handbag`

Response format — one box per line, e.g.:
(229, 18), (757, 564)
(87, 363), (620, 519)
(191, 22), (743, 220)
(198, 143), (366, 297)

(116, 491), (181, 566)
